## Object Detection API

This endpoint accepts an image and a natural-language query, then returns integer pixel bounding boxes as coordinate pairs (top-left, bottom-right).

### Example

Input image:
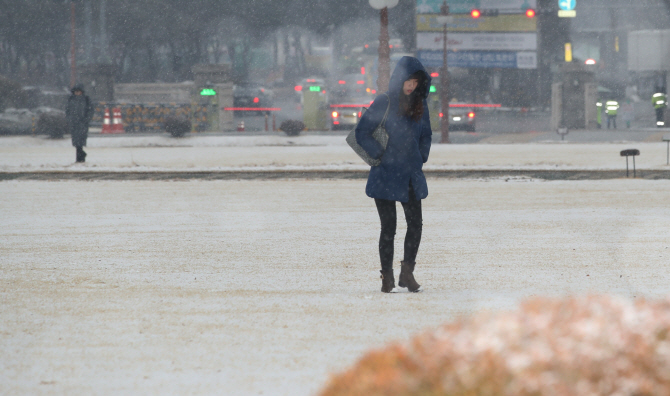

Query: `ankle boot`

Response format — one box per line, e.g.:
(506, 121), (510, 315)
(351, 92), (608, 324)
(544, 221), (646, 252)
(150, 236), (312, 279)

(398, 261), (421, 292)
(380, 268), (395, 293)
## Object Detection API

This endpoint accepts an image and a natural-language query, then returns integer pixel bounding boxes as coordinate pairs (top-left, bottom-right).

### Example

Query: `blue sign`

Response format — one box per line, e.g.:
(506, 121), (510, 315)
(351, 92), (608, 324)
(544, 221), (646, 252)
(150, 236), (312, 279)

(558, 0), (575, 11)
(417, 50), (536, 69)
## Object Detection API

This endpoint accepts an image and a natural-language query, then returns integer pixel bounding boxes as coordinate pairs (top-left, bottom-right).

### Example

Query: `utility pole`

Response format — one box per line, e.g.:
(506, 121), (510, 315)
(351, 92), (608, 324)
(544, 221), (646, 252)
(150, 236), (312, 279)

(84, 0), (92, 64)
(369, 0), (399, 92)
(377, 7), (391, 92)
(70, 1), (76, 88)
(100, 0), (109, 63)
(438, 1), (450, 143)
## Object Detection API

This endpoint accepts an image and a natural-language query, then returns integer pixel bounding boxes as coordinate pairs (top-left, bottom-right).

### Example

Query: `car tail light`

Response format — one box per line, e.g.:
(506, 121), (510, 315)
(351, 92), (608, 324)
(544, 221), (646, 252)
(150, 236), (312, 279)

(468, 112), (475, 118)
(338, 80), (346, 85)
(253, 97), (259, 103)
(357, 80), (365, 85)
(371, 89), (376, 94)
(430, 72), (439, 77)
(358, 111), (362, 117)
(332, 111), (339, 118)
(307, 79), (316, 83)
(294, 85), (303, 91)
(439, 112), (443, 118)
(333, 121), (340, 125)
(260, 88), (265, 92)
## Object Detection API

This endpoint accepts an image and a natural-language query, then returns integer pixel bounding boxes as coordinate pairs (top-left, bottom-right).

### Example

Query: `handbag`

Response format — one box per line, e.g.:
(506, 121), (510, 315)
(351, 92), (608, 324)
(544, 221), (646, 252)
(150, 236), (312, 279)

(346, 93), (390, 166)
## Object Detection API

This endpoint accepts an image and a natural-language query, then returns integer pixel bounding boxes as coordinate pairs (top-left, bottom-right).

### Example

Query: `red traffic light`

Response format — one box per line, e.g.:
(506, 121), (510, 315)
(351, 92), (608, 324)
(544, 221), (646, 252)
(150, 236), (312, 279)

(471, 9), (481, 18)
(525, 8), (535, 17)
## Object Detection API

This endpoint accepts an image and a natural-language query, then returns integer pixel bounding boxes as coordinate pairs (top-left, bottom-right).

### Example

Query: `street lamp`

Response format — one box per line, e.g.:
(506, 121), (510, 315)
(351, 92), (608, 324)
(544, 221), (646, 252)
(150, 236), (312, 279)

(435, 1), (451, 143)
(369, 0), (399, 92)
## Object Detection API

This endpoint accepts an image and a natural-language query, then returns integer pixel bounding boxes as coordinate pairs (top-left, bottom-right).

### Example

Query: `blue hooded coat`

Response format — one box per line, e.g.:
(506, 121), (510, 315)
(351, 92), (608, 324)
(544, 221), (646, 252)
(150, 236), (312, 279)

(355, 56), (432, 202)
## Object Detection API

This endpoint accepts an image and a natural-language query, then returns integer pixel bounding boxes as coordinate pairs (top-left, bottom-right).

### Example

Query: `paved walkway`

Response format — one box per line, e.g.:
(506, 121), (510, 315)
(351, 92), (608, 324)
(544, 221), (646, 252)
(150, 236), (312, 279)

(2, 178), (670, 395)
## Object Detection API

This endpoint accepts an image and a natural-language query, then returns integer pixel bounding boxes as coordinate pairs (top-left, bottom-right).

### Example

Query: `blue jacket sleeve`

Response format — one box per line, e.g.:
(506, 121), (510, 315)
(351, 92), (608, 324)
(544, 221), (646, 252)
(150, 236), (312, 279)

(419, 100), (432, 163)
(355, 94), (390, 160)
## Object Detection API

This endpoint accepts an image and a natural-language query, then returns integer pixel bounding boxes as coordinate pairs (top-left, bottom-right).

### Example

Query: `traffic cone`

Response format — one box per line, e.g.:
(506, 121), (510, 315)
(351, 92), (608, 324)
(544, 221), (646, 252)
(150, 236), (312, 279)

(237, 121), (245, 132)
(111, 107), (125, 133)
(101, 108), (113, 133)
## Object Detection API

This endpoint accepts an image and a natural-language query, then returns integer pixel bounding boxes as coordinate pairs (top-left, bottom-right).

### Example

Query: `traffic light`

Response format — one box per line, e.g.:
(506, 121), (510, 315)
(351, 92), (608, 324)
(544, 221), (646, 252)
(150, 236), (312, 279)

(471, 9), (481, 18)
(525, 8), (535, 17)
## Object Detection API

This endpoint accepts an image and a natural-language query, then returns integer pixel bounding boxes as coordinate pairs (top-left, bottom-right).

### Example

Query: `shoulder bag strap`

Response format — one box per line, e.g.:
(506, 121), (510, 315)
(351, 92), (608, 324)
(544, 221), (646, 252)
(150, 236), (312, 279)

(380, 93), (391, 128)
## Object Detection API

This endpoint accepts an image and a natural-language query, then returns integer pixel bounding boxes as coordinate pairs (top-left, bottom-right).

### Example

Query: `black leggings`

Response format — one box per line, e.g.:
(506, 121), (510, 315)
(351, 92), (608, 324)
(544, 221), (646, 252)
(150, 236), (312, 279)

(374, 185), (422, 271)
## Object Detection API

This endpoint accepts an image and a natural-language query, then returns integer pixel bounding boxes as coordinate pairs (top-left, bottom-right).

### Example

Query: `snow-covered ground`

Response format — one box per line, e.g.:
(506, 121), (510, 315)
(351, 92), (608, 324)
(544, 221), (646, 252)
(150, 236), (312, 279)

(2, 177), (670, 395)
(1, 134), (670, 172)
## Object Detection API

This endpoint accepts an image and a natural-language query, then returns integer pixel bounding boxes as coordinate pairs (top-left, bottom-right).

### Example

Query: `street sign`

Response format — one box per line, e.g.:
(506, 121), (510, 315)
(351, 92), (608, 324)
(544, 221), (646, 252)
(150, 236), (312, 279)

(200, 88), (216, 96)
(417, 50), (537, 69)
(558, 0), (575, 11)
(558, 9), (576, 17)
(417, 32), (538, 51)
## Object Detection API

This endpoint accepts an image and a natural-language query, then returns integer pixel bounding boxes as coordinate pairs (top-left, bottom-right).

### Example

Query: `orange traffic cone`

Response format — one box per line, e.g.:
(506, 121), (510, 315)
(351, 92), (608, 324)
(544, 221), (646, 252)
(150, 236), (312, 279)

(101, 108), (113, 133)
(237, 121), (245, 132)
(111, 107), (125, 133)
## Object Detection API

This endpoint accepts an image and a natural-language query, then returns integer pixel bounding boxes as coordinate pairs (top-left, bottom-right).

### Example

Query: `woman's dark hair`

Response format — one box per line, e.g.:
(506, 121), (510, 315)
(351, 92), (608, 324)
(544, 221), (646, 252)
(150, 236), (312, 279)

(399, 71), (428, 122)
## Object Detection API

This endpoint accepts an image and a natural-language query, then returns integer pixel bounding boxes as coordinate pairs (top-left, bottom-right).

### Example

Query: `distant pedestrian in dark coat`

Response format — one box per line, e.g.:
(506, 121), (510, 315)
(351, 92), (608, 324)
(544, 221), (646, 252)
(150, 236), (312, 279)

(355, 56), (432, 293)
(66, 84), (94, 162)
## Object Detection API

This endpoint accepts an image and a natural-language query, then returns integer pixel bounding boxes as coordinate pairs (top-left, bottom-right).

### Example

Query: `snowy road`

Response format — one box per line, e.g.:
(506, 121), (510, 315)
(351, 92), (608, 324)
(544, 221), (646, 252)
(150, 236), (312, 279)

(2, 178), (670, 395)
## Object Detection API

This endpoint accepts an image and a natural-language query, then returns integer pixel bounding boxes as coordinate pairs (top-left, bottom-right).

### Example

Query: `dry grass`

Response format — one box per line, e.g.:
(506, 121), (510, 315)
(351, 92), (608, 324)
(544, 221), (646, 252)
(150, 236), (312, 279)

(320, 295), (670, 396)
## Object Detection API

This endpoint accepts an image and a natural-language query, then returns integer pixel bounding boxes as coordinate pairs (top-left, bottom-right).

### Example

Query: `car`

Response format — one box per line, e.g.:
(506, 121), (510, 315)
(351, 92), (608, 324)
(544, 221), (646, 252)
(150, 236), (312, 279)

(233, 83), (274, 115)
(329, 96), (373, 131)
(444, 104), (476, 132)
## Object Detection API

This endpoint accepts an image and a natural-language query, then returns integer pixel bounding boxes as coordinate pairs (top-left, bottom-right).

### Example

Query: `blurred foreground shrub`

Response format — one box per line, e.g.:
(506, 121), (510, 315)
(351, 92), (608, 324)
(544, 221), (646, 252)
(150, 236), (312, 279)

(279, 119), (304, 136)
(164, 116), (191, 137)
(320, 295), (670, 396)
(37, 113), (67, 139)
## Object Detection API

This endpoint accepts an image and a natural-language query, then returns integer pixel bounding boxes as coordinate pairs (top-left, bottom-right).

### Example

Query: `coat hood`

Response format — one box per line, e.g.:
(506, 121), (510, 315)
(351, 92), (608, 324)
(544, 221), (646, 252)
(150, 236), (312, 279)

(71, 84), (85, 94)
(387, 56), (431, 99)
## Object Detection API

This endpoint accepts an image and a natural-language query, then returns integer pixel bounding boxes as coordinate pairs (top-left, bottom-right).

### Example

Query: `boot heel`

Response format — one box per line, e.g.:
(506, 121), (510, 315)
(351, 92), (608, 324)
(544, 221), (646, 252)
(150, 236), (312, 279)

(380, 269), (395, 293)
(399, 261), (421, 292)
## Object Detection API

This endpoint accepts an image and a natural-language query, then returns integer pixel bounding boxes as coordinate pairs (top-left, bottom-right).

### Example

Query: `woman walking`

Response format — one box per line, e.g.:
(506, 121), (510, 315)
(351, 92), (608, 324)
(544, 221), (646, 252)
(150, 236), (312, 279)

(355, 56), (432, 293)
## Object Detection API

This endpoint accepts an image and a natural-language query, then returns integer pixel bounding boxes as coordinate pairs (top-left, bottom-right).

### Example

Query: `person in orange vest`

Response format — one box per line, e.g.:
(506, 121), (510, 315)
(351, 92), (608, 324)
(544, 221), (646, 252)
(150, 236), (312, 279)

(65, 84), (94, 162)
